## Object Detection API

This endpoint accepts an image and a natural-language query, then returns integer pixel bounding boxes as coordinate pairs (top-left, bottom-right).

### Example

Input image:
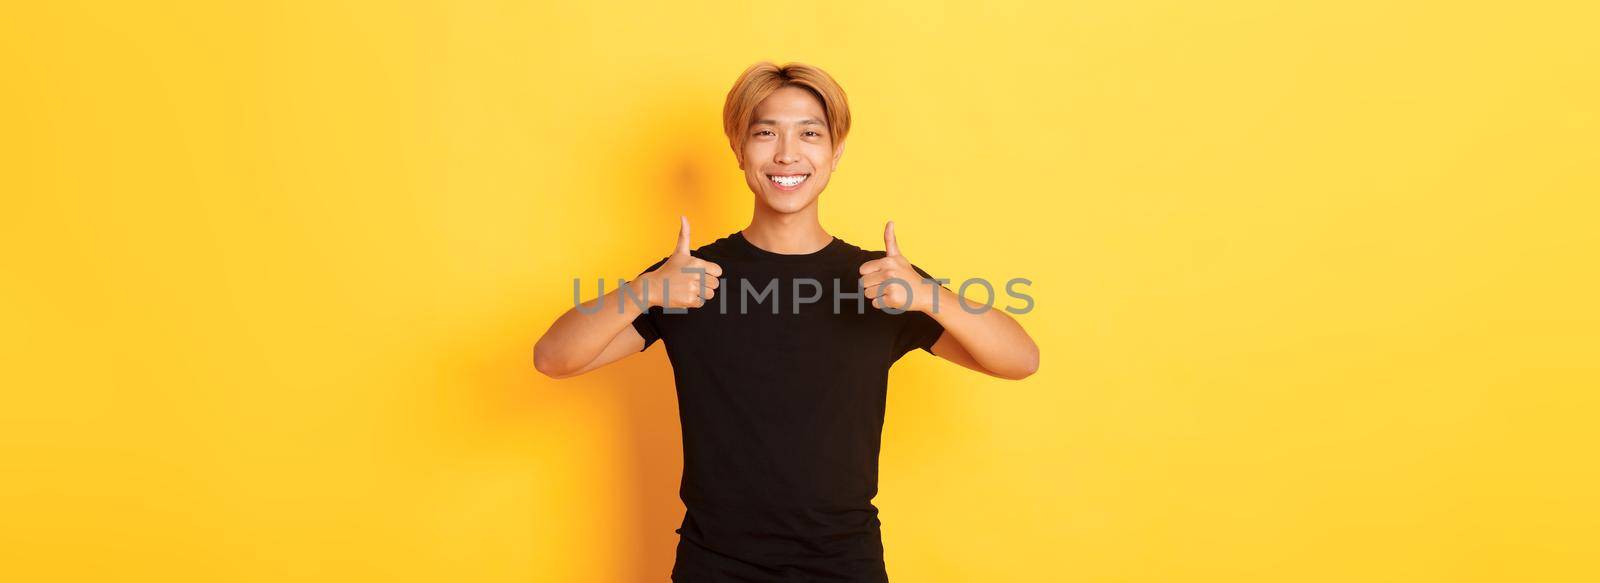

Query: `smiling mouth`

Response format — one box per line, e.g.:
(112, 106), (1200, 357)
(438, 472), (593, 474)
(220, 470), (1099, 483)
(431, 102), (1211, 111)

(767, 174), (809, 190)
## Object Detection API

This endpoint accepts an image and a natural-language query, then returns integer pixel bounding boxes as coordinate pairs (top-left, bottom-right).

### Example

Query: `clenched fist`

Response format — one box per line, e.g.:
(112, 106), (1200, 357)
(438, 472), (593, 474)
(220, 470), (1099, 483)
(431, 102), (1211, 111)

(858, 220), (936, 313)
(639, 216), (724, 309)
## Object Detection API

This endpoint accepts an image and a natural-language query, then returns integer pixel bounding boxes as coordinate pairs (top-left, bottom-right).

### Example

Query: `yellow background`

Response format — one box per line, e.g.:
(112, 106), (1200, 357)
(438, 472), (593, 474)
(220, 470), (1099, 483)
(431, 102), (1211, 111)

(4, 1), (1597, 581)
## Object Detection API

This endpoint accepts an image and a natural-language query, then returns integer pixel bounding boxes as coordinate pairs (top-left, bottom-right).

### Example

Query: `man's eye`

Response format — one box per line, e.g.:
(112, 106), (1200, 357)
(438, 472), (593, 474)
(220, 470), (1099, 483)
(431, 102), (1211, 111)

(754, 129), (774, 136)
(804, 130), (820, 137)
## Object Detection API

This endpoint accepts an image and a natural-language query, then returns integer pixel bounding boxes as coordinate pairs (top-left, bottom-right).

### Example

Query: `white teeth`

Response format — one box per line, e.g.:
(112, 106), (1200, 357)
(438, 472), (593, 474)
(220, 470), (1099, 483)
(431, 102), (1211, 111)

(770, 174), (807, 187)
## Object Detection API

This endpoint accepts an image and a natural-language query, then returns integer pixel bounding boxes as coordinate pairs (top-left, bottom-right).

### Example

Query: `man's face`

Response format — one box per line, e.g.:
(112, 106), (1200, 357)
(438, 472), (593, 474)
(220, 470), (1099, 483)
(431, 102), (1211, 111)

(739, 85), (844, 215)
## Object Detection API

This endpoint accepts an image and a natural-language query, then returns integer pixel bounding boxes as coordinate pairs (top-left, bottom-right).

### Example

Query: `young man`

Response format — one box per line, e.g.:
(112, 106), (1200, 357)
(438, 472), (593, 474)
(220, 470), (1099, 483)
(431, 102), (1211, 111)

(534, 62), (1039, 582)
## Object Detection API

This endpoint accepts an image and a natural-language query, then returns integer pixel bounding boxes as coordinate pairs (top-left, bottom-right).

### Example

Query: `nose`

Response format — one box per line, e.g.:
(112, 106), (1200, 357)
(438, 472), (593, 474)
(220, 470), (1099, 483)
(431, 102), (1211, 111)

(775, 134), (799, 164)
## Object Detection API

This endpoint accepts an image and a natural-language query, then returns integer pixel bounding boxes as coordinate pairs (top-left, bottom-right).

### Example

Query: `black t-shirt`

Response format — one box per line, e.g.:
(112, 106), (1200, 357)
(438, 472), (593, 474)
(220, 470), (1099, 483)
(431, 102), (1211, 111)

(631, 231), (945, 582)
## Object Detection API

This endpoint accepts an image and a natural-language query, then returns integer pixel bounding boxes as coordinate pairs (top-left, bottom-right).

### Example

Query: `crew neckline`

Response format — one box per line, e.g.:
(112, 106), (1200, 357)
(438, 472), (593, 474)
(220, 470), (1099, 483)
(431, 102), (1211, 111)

(731, 230), (849, 262)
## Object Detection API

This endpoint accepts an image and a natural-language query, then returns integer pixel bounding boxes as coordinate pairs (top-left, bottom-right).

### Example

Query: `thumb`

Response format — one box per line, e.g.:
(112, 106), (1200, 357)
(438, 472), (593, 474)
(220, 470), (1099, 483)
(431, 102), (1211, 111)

(884, 220), (900, 257)
(676, 215), (691, 256)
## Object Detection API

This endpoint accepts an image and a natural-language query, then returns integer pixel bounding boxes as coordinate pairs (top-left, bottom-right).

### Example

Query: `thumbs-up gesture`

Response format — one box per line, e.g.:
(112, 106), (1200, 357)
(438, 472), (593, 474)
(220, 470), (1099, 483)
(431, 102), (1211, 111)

(641, 216), (723, 309)
(858, 221), (933, 313)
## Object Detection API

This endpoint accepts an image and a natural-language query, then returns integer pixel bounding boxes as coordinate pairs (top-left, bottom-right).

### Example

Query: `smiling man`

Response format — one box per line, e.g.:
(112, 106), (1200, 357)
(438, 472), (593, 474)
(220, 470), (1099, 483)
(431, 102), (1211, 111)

(533, 61), (1039, 582)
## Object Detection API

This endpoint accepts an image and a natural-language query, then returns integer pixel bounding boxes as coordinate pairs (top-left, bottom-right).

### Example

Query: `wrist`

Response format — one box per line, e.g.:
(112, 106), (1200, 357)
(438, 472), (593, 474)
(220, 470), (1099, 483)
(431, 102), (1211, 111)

(920, 285), (952, 315)
(628, 272), (662, 308)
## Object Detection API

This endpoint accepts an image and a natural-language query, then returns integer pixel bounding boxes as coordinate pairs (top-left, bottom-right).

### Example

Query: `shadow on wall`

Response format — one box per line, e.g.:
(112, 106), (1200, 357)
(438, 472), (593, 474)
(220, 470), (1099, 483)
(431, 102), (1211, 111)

(507, 339), (682, 580)
(609, 348), (684, 582)
(548, 92), (729, 580)
(610, 92), (730, 582)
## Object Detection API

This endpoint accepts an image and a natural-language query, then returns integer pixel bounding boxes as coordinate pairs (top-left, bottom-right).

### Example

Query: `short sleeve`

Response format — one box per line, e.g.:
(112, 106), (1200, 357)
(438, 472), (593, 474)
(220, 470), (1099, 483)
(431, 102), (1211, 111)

(630, 256), (669, 351)
(892, 262), (947, 360)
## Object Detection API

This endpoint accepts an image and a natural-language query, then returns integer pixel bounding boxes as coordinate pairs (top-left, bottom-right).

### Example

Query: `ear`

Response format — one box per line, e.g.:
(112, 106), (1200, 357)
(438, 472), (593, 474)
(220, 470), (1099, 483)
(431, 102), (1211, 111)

(831, 140), (847, 171)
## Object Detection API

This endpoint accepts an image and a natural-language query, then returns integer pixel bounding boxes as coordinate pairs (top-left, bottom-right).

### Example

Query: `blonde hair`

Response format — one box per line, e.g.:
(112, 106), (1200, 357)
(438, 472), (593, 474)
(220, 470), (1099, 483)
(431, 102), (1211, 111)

(722, 61), (851, 163)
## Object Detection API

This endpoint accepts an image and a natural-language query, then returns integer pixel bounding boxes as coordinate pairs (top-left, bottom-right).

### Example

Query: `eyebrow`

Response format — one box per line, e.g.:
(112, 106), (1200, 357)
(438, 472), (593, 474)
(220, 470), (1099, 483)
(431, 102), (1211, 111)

(750, 118), (826, 127)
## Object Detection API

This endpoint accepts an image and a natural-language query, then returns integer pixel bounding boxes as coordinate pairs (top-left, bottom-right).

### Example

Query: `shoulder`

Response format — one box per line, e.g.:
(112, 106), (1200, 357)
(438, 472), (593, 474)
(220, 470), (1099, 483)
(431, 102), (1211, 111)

(690, 233), (741, 262)
(833, 238), (876, 263)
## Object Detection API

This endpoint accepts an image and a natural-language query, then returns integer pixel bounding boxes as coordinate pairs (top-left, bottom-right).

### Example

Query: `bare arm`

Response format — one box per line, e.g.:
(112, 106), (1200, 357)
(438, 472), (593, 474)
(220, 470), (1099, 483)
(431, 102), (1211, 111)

(533, 217), (723, 379)
(532, 284), (651, 379)
(923, 288), (1039, 380)
(860, 221), (1039, 380)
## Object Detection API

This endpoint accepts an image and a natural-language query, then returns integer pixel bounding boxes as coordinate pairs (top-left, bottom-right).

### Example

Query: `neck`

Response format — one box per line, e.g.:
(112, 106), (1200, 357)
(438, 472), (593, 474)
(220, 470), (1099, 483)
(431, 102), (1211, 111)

(743, 202), (831, 254)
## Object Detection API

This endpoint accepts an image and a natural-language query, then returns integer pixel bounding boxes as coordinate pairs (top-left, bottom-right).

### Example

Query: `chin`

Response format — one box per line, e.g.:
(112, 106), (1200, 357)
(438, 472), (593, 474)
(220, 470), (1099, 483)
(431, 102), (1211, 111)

(757, 190), (820, 214)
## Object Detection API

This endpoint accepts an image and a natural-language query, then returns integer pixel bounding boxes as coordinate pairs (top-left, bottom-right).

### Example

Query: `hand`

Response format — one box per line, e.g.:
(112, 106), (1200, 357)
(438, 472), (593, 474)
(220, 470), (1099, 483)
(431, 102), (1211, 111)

(858, 220), (934, 313)
(639, 216), (723, 309)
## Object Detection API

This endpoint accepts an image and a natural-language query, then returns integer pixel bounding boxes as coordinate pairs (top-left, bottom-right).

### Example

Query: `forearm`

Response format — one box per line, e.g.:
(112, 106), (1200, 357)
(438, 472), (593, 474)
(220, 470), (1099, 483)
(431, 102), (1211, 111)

(533, 278), (649, 376)
(925, 286), (1039, 379)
